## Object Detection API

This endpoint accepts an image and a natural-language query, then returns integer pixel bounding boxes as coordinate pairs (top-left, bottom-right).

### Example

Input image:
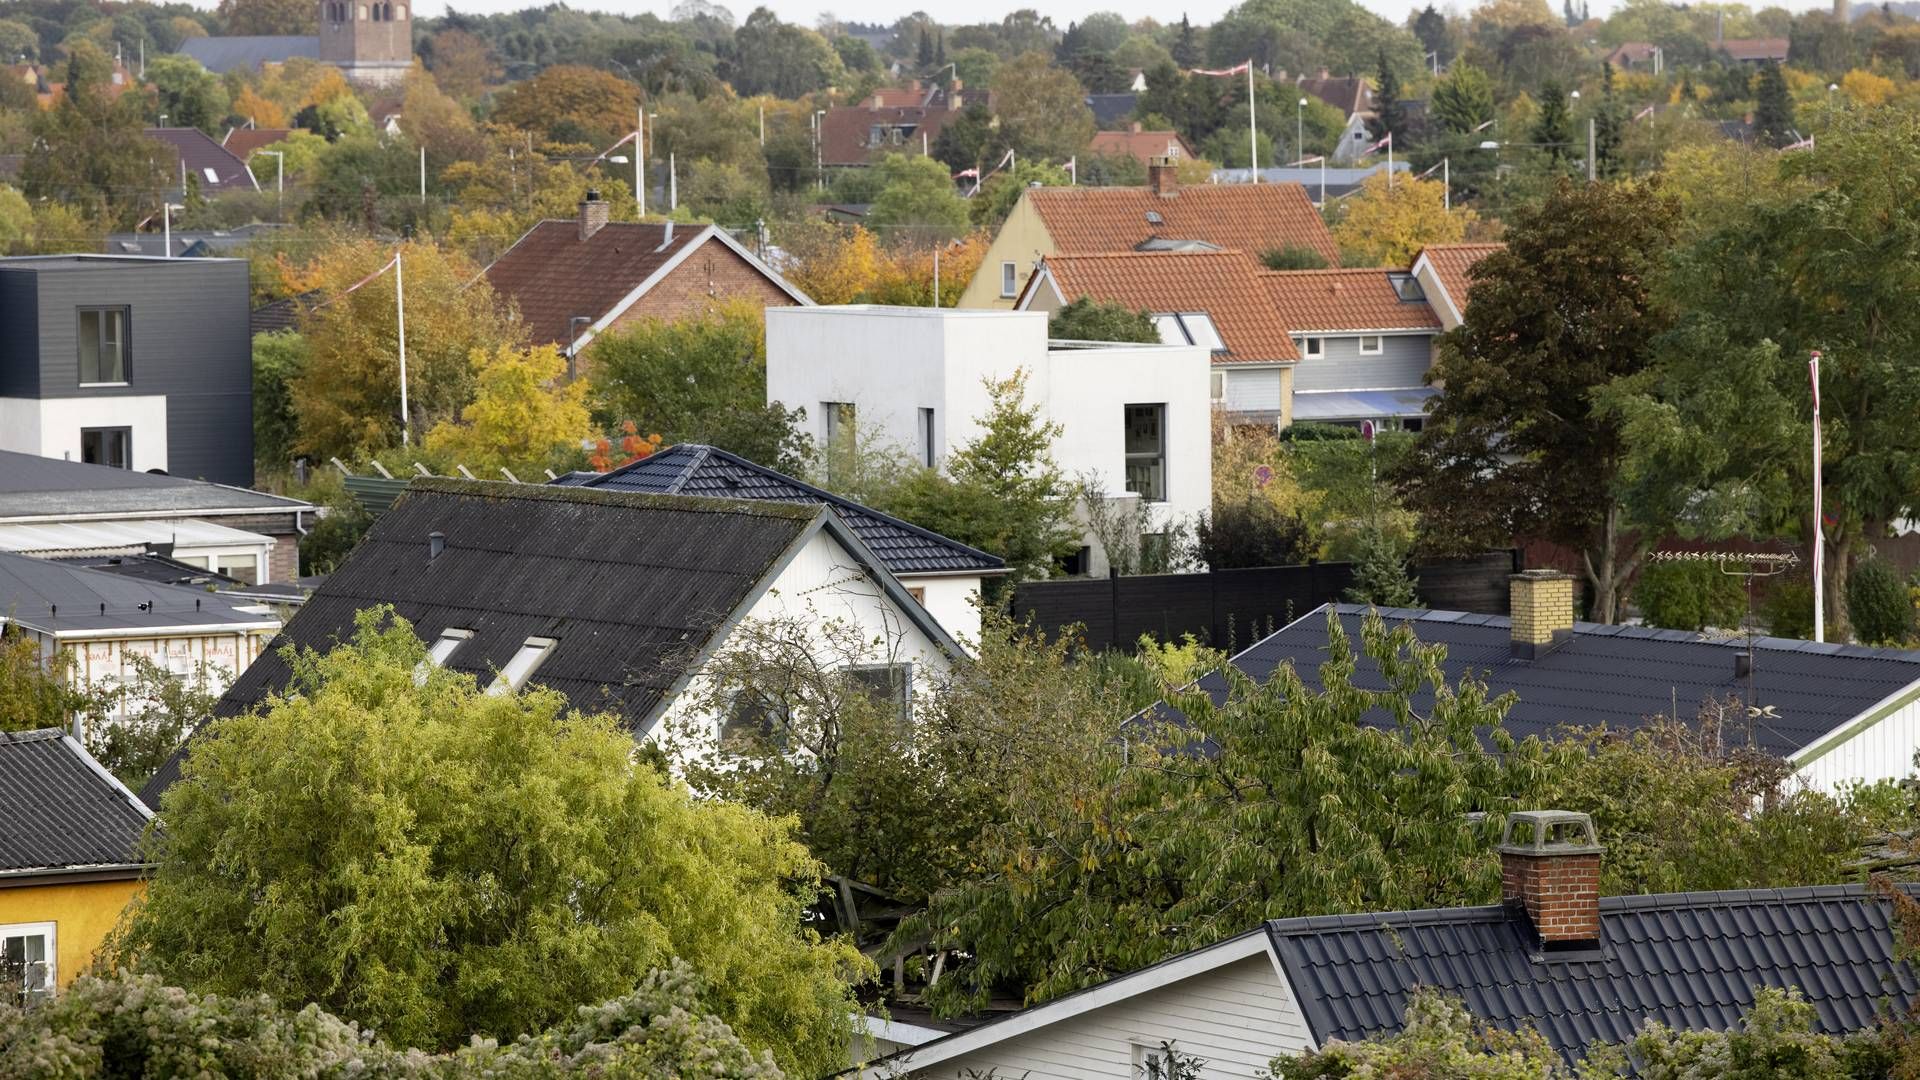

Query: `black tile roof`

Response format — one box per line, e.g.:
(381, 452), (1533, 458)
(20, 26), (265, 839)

(557, 445), (1006, 577)
(0, 729), (150, 875)
(1201, 604), (1920, 759)
(1268, 884), (1920, 1062)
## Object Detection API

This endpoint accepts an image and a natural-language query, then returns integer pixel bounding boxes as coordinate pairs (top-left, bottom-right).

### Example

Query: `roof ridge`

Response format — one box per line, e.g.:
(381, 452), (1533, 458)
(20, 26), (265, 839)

(1050, 249), (1252, 260)
(406, 476), (822, 521)
(0, 728), (66, 744)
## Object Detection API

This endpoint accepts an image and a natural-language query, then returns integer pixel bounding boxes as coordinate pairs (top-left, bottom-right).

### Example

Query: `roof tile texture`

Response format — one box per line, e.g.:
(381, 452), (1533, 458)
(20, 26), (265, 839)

(1417, 242), (1503, 315)
(0, 729), (148, 872)
(1040, 250), (1299, 363)
(1026, 182), (1340, 265)
(1262, 268), (1442, 333)
(482, 220), (710, 346)
(1088, 130), (1197, 163)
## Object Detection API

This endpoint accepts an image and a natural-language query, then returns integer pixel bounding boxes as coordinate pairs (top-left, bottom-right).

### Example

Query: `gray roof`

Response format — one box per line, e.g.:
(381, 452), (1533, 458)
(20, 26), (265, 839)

(177, 35), (319, 74)
(144, 128), (258, 194)
(0, 450), (311, 520)
(0, 549), (280, 635)
(105, 224), (286, 259)
(0, 729), (150, 875)
(1197, 603), (1920, 759)
(1086, 93), (1138, 128)
(1268, 884), (1920, 1061)
(556, 445), (1006, 577)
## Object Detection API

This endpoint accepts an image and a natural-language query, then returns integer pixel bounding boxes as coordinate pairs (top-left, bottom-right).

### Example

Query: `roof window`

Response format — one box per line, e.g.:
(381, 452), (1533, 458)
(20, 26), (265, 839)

(202, 167), (221, 184)
(1153, 312), (1227, 352)
(487, 636), (558, 695)
(1389, 272), (1426, 302)
(428, 627), (472, 667)
(1144, 210), (1164, 224)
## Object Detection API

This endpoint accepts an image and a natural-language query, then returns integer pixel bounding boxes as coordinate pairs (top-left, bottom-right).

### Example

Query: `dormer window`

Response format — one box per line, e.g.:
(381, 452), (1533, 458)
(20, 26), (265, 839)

(428, 627), (472, 667)
(1388, 272), (1426, 302)
(487, 636), (558, 695)
(1152, 312), (1226, 353)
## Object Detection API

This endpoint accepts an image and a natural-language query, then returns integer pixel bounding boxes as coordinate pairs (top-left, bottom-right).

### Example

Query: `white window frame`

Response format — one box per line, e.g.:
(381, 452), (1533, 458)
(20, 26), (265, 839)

(1302, 336), (1324, 359)
(1358, 335), (1383, 355)
(427, 628), (473, 667)
(1131, 1040), (1170, 1079)
(1000, 261), (1019, 297)
(487, 636), (558, 695)
(0, 922), (55, 1004)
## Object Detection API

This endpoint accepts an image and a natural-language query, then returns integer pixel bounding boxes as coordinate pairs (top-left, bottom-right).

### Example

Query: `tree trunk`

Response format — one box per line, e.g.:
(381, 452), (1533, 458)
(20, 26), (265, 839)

(1583, 503), (1633, 624)
(1826, 530), (1855, 642)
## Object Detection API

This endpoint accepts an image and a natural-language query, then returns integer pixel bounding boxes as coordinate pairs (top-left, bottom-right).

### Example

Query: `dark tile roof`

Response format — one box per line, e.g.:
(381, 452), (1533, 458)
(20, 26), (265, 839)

(1197, 603), (1920, 759)
(52, 552), (240, 589)
(1269, 884), (1920, 1062)
(250, 288), (321, 335)
(0, 729), (150, 875)
(0, 450), (311, 519)
(145, 128), (258, 194)
(0, 549), (278, 635)
(557, 445), (1005, 577)
(818, 105), (975, 167)
(177, 35), (319, 74)
(1297, 75), (1373, 117)
(1086, 93), (1139, 129)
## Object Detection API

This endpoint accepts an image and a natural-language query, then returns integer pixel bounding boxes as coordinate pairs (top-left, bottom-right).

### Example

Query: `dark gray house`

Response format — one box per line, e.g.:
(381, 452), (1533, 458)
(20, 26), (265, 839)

(0, 255), (253, 486)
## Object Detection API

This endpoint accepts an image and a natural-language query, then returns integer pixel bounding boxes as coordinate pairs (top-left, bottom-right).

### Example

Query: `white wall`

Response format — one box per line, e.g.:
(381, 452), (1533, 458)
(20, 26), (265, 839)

(904, 573), (984, 648)
(767, 307), (1213, 575)
(1793, 685), (1920, 793)
(0, 395), (170, 472)
(901, 952), (1316, 1080)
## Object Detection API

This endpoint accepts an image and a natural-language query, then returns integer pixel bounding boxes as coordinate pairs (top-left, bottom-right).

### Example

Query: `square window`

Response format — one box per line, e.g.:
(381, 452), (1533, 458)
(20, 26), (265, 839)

(847, 663), (914, 724)
(1000, 261), (1019, 297)
(78, 308), (129, 384)
(1359, 335), (1383, 355)
(214, 554), (257, 586)
(0, 923), (54, 1005)
(1302, 337), (1324, 359)
(80, 427), (131, 470)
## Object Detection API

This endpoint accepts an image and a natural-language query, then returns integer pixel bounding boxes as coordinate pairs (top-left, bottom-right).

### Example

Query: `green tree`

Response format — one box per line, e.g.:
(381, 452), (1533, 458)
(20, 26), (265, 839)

(930, 103), (1009, 174)
(991, 52), (1097, 163)
(217, 0), (311, 35)
(865, 152), (970, 242)
(0, 635), (88, 736)
(146, 55), (230, 133)
(1430, 61), (1496, 135)
(1345, 524), (1419, 605)
(1372, 46), (1406, 141)
(907, 611), (1562, 1015)
(970, 160), (1068, 229)
(730, 8), (845, 98)
(1413, 5), (1453, 66)
(1261, 245), (1331, 269)
(1272, 988), (1590, 1078)
(113, 608), (866, 1074)
(1593, 60), (1627, 178)
(1532, 78), (1575, 168)
(1632, 558), (1745, 631)
(21, 41), (168, 228)
(1753, 60), (1795, 148)
(1047, 297), (1160, 343)
(586, 299), (810, 474)
(1195, 499), (1316, 569)
(1398, 180), (1680, 623)
(1847, 558), (1913, 646)
(1171, 13), (1202, 66)
(252, 330), (306, 473)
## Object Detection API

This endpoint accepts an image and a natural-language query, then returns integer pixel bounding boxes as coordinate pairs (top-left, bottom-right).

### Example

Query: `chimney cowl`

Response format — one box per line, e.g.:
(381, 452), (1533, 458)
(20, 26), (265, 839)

(1499, 810), (1603, 951)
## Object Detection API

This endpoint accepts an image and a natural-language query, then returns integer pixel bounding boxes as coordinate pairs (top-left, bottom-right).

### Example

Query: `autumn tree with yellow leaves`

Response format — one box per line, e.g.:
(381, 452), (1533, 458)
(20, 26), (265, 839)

(419, 344), (594, 476)
(1330, 173), (1473, 268)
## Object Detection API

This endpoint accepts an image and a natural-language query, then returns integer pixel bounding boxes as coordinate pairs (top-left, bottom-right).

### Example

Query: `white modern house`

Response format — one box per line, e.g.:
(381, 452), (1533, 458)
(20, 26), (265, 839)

(766, 306), (1212, 577)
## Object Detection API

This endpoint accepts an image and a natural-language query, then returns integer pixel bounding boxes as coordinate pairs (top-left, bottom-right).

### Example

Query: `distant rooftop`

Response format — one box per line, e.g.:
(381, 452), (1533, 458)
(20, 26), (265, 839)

(0, 451), (311, 521)
(0, 729), (151, 876)
(0, 549), (279, 635)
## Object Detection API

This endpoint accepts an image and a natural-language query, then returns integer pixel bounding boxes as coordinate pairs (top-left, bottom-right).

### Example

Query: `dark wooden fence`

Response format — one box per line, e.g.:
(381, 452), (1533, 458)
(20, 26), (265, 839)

(1009, 551), (1519, 652)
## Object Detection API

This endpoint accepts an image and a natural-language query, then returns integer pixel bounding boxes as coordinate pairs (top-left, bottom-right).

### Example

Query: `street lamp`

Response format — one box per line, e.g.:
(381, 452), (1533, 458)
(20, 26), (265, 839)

(161, 202), (184, 258)
(1297, 97), (1307, 165)
(813, 108), (827, 192)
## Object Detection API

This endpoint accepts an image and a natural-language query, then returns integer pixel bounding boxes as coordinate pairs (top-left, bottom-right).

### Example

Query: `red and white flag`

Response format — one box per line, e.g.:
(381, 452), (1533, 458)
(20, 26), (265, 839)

(1189, 60), (1251, 76)
(1633, 104), (1656, 121)
(953, 167), (979, 179)
(1359, 132), (1392, 156)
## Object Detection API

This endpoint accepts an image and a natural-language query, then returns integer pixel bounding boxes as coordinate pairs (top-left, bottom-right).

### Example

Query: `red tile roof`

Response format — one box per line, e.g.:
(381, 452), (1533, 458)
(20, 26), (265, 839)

(1721, 37), (1789, 62)
(1412, 242), (1503, 320)
(1089, 129), (1197, 163)
(1606, 42), (1658, 66)
(1026, 182), (1340, 265)
(819, 105), (971, 166)
(1029, 249), (1299, 364)
(222, 127), (292, 160)
(482, 220), (715, 346)
(1261, 268), (1441, 334)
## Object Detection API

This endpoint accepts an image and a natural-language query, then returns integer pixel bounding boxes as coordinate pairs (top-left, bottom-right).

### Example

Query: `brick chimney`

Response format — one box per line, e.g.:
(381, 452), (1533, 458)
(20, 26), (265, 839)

(1499, 810), (1603, 950)
(578, 189), (609, 242)
(1509, 569), (1574, 660)
(1147, 155), (1178, 197)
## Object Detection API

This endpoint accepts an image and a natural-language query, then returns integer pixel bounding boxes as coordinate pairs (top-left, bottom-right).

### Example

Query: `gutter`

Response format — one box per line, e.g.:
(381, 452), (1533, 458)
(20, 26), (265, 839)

(0, 863), (149, 887)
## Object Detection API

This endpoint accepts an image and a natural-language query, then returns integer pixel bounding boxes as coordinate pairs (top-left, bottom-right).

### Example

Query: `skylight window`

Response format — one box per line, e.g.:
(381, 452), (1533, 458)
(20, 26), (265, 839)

(202, 167), (221, 184)
(428, 628), (472, 667)
(487, 636), (558, 695)
(1144, 210), (1164, 224)
(1389, 272), (1426, 302)
(1152, 312), (1227, 353)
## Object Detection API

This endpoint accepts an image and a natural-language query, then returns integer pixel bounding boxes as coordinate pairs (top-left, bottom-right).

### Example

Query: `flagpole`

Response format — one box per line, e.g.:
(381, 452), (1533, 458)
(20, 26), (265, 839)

(1810, 350), (1823, 642)
(396, 252), (409, 447)
(1247, 61), (1258, 183)
(1387, 132), (1393, 189)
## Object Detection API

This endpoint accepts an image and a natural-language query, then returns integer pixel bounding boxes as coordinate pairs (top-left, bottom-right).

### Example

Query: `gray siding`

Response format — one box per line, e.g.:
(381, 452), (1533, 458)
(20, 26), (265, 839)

(0, 269), (39, 397)
(1223, 365), (1284, 413)
(1292, 332), (1431, 393)
(28, 259), (252, 485)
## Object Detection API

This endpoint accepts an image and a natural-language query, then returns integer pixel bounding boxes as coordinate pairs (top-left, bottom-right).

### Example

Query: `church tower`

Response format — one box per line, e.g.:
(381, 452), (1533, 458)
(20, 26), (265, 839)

(317, 0), (412, 88)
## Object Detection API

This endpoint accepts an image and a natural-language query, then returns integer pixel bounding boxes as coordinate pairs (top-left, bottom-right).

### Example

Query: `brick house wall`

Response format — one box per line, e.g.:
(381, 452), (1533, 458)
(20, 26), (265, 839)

(608, 240), (800, 331)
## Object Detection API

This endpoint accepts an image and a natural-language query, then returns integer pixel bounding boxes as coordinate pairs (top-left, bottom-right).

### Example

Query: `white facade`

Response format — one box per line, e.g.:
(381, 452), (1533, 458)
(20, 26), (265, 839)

(1791, 681), (1920, 793)
(900, 572), (984, 648)
(0, 518), (277, 583)
(766, 306), (1212, 577)
(0, 395), (169, 473)
(861, 932), (1317, 1079)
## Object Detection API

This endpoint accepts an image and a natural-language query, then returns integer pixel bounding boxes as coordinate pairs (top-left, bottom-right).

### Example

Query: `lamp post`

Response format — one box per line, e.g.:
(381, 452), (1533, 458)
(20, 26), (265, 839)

(1297, 97), (1307, 166)
(161, 202), (183, 258)
(814, 108), (827, 191)
(252, 149), (283, 216)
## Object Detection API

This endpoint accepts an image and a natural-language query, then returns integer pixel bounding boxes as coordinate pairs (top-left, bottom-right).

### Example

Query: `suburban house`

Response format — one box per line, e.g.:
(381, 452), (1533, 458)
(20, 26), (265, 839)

(1720, 37), (1790, 63)
(1013, 249), (1301, 426)
(857, 811), (1919, 1077)
(1296, 73), (1373, 119)
(0, 550), (281, 719)
(555, 444), (1006, 644)
(0, 729), (152, 1000)
(1088, 126), (1197, 164)
(1409, 241), (1502, 330)
(221, 126), (294, 158)
(142, 478), (961, 803)
(817, 81), (988, 167)
(1605, 41), (1662, 70)
(1188, 571), (1920, 792)
(0, 256), (254, 485)
(958, 162), (1339, 311)
(765, 305), (1211, 577)
(481, 193), (812, 354)
(1262, 266), (1443, 429)
(0, 452), (312, 584)
(103, 223), (287, 260)
(144, 128), (258, 198)
(1085, 92), (1138, 129)
(179, 0), (413, 86)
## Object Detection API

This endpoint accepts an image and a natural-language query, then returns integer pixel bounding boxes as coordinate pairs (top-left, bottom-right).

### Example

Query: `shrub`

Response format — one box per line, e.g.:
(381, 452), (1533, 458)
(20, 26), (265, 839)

(1279, 421), (1362, 442)
(1764, 575), (1820, 640)
(1046, 297), (1160, 343)
(1848, 557), (1914, 645)
(1259, 245), (1329, 270)
(1633, 558), (1746, 631)
(1195, 499), (1316, 570)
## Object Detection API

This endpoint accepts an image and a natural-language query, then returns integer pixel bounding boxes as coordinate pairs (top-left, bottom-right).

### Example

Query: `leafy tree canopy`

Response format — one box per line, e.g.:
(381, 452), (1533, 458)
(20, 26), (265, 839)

(1047, 296), (1160, 343)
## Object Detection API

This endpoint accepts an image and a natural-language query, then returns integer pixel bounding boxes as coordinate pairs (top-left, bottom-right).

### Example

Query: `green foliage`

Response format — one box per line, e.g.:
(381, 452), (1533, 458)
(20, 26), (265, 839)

(1260, 245), (1331, 270)
(1532, 79), (1575, 169)
(586, 301), (810, 474)
(1633, 558), (1747, 631)
(1764, 576), (1823, 641)
(907, 611), (1562, 1015)
(0, 965), (785, 1077)
(1047, 297), (1160, 343)
(21, 41), (168, 228)
(86, 653), (217, 793)
(970, 160), (1070, 229)
(298, 475), (372, 576)
(252, 330), (307, 473)
(991, 52), (1097, 163)
(145, 54), (230, 133)
(114, 608), (864, 1073)
(1272, 987), (1587, 1078)
(1344, 524), (1419, 607)
(865, 153), (970, 241)
(1195, 499), (1317, 570)
(1634, 987), (1870, 1079)
(1431, 62), (1497, 135)
(0, 635), (87, 737)
(730, 9), (844, 98)
(1847, 558), (1914, 646)
(1753, 61), (1796, 148)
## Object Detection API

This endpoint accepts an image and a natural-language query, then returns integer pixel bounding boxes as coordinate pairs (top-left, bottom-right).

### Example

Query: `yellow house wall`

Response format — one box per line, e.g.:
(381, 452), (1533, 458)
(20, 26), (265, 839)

(959, 195), (1054, 310)
(0, 878), (143, 987)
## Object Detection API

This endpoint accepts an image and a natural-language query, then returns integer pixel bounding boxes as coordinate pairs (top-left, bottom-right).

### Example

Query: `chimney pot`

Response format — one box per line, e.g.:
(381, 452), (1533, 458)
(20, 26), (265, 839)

(1147, 155), (1178, 197)
(1131, 120), (1143, 133)
(578, 189), (609, 242)
(1509, 569), (1575, 660)
(1499, 810), (1603, 950)
(429, 531), (445, 560)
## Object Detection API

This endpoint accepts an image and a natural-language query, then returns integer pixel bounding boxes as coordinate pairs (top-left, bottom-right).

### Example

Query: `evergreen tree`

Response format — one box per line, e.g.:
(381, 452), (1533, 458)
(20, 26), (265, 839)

(1594, 62), (1625, 178)
(1753, 61), (1795, 147)
(1413, 6), (1450, 67)
(1172, 14), (1201, 67)
(1532, 79), (1574, 167)
(1678, 71), (1695, 106)
(917, 25), (933, 67)
(1372, 47), (1405, 141)
(935, 29), (945, 68)
(1431, 61), (1495, 134)
(1562, 0), (1578, 26)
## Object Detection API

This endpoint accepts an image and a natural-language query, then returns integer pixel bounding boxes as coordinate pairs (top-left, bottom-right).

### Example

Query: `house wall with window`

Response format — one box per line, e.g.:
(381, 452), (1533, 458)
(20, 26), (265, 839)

(0, 878), (143, 992)
(1219, 364), (1294, 426)
(959, 197), (1052, 311)
(0, 256), (253, 486)
(1291, 331), (1433, 393)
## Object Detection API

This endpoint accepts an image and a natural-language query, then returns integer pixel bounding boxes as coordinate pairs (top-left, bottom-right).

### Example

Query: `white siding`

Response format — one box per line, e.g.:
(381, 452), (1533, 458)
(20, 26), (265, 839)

(1794, 687), (1920, 792)
(904, 574), (984, 649)
(916, 954), (1314, 1080)
(1222, 365), (1284, 414)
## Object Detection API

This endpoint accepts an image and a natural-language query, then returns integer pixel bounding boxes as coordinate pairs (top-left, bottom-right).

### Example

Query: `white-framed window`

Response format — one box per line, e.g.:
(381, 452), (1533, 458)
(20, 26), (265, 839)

(1123, 403), (1167, 503)
(1131, 1040), (1173, 1080)
(1153, 312), (1226, 353)
(1302, 336), (1324, 359)
(215, 554), (258, 586)
(487, 636), (557, 695)
(1359, 335), (1383, 355)
(0, 923), (55, 1004)
(1209, 371), (1224, 401)
(428, 628), (473, 667)
(1000, 261), (1018, 297)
